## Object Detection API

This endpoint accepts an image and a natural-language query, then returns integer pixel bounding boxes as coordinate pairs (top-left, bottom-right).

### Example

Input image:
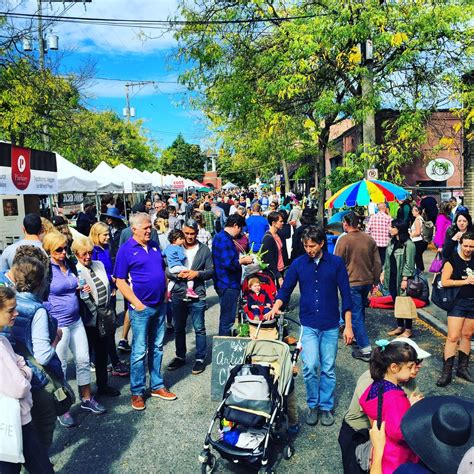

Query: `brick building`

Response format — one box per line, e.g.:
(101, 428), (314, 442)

(325, 110), (464, 196)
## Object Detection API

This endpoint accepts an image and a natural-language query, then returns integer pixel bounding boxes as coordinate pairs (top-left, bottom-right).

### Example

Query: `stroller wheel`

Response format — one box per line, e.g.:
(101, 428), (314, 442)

(283, 444), (294, 460)
(200, 453), (216, 473)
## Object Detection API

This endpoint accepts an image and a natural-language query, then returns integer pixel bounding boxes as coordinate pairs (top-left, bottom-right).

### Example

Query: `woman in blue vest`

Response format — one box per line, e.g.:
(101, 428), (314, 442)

(9, 255), (64, 450)
(0, 286), (54, 473)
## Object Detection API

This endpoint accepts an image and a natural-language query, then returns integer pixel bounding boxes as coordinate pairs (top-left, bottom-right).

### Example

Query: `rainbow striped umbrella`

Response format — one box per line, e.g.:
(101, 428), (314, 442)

(325, 179), (408, 209)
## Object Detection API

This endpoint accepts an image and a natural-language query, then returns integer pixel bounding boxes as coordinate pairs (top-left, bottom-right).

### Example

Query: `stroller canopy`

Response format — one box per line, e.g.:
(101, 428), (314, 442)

(244, 339), (293, 398)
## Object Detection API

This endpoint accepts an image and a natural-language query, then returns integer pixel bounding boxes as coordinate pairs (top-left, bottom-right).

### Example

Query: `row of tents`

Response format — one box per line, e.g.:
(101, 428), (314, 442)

(57, 154), (206, 194)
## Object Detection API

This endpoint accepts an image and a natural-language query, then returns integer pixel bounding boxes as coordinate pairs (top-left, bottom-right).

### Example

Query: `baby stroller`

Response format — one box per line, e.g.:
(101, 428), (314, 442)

(199, 333), (302, 473)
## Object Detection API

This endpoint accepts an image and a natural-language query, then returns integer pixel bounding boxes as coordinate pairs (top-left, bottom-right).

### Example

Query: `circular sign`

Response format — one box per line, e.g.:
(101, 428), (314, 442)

(18, 154), (26, 172)
(426, 159), (455, 182)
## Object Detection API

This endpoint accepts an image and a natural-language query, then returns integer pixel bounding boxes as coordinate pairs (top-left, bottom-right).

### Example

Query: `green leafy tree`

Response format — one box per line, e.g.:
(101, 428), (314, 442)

(52, 109), (159, 171)
(0, 59), (80, 147)
(159, 134), (205, 180)
(174, 0), (472, 215)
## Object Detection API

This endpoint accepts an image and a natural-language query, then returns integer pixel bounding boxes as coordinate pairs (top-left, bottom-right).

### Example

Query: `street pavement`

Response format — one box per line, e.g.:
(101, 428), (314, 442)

(50, 286), (473, 473)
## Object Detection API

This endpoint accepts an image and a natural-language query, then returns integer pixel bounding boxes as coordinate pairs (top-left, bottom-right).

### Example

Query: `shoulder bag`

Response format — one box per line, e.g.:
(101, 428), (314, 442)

(15, 343), (75, 416)
(431, 273), (461, 312)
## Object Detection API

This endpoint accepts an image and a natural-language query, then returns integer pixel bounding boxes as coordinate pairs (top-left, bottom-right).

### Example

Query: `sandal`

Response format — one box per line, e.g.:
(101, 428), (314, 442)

(387, 327), (404, 336)
(399, 330), (412, 338)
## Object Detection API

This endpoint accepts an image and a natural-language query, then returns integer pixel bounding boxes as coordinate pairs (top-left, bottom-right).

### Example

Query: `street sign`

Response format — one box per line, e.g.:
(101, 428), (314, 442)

(367, 168), (378, 180)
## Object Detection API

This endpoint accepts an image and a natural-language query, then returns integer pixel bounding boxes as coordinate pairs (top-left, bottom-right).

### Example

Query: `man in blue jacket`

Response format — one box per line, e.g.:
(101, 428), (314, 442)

(267, 226), (353, 427)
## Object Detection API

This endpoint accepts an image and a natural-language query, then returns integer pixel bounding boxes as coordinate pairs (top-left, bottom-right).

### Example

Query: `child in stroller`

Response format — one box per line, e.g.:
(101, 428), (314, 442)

(247, 277), (273, 320)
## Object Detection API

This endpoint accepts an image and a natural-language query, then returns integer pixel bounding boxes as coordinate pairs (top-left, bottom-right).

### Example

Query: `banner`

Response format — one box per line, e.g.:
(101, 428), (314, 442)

(0, 143), (57, 194)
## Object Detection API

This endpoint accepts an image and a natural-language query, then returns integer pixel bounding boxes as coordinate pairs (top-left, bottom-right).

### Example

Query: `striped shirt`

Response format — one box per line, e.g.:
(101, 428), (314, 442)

(89, 267), (108, 308)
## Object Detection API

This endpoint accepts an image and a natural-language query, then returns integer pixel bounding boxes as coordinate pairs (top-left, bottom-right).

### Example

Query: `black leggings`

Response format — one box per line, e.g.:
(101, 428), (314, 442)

(396, 318), (413, 330)
(413, 240), (428, 272)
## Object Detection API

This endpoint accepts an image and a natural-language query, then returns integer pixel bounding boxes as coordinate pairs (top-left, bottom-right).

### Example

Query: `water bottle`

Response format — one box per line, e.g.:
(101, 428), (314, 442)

(78, 271), (88, 300)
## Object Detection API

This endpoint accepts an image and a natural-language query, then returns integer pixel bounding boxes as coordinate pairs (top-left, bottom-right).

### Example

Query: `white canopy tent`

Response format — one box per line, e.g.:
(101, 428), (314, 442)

(56, 153), (98, 193)
(91, 161), (124, 193)
(222, 181), (238, 190)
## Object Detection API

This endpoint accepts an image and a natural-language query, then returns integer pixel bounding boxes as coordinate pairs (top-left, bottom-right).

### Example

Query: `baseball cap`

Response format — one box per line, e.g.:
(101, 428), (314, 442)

(392, 337), (431, 360)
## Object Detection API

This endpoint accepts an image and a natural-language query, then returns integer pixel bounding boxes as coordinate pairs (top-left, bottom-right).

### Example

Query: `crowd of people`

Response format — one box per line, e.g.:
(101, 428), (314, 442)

(0, 188), (472, 473)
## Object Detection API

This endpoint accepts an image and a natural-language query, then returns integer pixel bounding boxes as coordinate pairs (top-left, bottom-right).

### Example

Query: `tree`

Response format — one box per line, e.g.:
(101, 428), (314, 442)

(159, 134), (205, 180)
(52, 109), (159, 171)
(174, 0), (472, 216)
(0, 59), (80, 147)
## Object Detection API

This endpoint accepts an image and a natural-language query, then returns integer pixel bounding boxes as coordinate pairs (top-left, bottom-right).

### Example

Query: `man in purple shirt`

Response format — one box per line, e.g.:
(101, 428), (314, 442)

(114, 213), (177, 411)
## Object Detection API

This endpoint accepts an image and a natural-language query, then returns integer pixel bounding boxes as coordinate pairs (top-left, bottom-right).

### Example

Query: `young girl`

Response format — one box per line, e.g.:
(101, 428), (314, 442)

(0, 287), (53, 473)
(247, 277), (272, 320)
(359, 340), (422, 474)
(164, 229), (198, 299)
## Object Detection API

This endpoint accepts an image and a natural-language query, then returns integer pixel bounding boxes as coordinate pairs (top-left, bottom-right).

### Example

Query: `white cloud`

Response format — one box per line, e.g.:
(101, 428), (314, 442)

(85, 74), (186, 98)
(12, 0), (181, 53)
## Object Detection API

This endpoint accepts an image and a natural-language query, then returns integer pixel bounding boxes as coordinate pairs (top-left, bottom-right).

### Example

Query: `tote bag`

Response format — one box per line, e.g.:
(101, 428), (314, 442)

(394, 295), (417, 319)
(0, 393), (24, 464)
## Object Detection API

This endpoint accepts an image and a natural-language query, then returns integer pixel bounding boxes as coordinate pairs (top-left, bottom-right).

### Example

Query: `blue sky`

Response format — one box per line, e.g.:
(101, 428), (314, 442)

(11, 0), (209, 150)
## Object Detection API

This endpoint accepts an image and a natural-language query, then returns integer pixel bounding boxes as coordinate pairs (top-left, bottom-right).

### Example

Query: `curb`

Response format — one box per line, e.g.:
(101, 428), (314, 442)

(416, 308), (447, 336)
(417, 308), (474, 351)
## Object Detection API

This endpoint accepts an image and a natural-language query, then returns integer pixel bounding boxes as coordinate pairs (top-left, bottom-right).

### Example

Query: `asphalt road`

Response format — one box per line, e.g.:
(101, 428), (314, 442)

(50, 288), (473, 473)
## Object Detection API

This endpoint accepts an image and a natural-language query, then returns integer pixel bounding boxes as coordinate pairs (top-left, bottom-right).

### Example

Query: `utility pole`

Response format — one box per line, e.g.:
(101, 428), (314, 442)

(124, 84), (131, 122)
(123, 81), (157, 121)
(37, 0), (51, 150)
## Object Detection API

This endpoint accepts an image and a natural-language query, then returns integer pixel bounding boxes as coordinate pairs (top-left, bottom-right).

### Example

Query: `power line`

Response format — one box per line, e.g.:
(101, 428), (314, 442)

(1, 11), (319, 30)
(94, 76), (180, 84)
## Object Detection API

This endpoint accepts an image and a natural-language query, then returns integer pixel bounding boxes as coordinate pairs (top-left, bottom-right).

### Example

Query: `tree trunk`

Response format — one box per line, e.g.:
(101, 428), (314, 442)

(316, 126), (330, 223)
(281, 159), (290, 194)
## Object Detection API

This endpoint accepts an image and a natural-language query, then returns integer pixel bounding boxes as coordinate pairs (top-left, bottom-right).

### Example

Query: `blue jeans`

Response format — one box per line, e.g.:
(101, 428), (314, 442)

(216, 288), (240, 336)
(172, 298), (207, 361)
(301, 326), (339, 411)
(350, 285), (372, 351)
(129, 303), (166, 395)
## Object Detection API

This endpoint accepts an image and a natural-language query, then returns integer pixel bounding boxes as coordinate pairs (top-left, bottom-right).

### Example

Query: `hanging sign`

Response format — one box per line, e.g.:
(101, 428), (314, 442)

(172, 179), (185, 189)
(0, 143), (57, 194)
(426, 159), (455, 182)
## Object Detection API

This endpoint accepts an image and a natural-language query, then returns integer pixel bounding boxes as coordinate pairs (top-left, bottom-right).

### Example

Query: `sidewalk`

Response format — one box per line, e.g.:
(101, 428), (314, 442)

(417, 248), (448, 335)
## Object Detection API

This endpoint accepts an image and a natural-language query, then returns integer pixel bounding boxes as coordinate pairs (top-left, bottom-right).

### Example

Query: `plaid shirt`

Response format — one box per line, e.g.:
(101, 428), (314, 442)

(366, 212), (392, 247)
(212, 230), (241, 290)
(202, 210), (215, 235)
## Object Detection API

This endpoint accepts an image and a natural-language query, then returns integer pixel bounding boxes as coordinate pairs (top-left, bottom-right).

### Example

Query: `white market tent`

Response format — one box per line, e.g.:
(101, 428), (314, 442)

(91, 161), (124, 193)
(112, 164), (153, 193)
(56, 153), (98, 193)
(222, 181), (238, 190)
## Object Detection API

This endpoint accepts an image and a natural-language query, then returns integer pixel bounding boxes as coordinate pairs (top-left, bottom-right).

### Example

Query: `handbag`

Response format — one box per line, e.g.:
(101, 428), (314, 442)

(406, 275), (424, 299)
(0, 393), (25, 464)
(394, 295), (417, 319)
(431, 273), (461, 312)
(428, 253), (443, 273)
(15, 343), (75, 416)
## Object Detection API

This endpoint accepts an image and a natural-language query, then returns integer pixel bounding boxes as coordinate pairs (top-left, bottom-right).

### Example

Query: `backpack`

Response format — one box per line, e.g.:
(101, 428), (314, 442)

(422, 219), (434, 243)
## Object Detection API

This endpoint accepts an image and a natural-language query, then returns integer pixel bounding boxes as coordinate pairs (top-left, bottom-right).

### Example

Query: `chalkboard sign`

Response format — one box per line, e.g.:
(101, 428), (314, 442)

(211, 336), (250, 401)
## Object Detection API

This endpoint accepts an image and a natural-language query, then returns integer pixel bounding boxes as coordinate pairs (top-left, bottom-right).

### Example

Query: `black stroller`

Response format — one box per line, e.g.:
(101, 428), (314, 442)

(199, 330), (302, 473)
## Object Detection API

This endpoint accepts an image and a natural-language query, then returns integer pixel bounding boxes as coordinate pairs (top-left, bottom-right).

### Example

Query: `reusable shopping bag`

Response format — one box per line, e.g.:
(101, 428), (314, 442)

(394, 296), (417, 319)
(0, 393), (24, 463)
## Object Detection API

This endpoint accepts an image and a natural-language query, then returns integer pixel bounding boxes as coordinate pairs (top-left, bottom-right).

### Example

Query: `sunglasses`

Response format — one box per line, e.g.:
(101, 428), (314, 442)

(54, 246), (67, 253)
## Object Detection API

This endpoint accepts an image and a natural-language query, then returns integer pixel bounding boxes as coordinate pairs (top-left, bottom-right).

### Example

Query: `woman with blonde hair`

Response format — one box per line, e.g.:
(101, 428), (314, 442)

(88, 223), (128, 377)
(43, 232), (106, 428)
(72, 237), (120, 397)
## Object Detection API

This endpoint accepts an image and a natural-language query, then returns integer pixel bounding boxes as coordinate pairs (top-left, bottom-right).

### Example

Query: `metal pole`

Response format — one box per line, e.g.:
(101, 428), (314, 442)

(125, 84), (131, 122)
(37, 0), (44, 70)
